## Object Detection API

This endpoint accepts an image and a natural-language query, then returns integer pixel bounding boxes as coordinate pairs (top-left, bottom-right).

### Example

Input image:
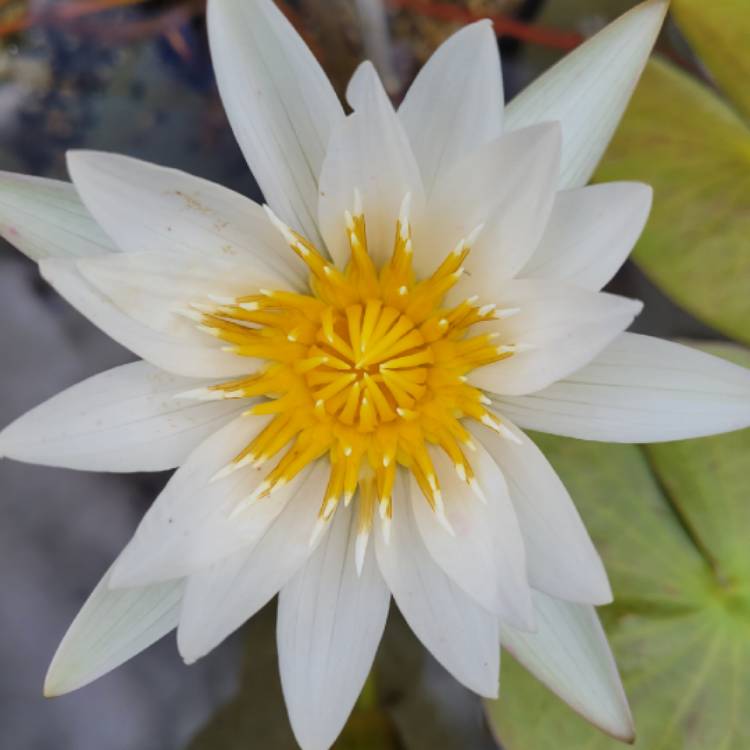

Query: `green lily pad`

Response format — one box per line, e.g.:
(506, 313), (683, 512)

(487, 343), (750, 749)
(595, 57), (750, 345)
(672, 0), (750, 120)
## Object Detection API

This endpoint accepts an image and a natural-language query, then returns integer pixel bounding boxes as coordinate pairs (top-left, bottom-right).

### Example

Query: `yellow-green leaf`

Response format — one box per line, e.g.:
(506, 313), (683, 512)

(486, 343), (750, 749)
(596, 57), (750, 344)
(672, 0), (750, 119)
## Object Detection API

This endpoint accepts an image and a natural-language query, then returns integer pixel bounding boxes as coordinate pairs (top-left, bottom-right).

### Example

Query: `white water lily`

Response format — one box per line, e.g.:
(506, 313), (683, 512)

(1, 0), (749, 747)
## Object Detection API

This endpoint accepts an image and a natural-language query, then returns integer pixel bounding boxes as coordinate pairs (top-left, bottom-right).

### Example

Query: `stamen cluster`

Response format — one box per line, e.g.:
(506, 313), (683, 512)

(182, 195), (518, 569)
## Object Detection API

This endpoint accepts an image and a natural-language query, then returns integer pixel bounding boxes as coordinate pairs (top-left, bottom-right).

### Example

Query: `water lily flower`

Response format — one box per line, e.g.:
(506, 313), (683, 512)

(2, 0), (749, 748)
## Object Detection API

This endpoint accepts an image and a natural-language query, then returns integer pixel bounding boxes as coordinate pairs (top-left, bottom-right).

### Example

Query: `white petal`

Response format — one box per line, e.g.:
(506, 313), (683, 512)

(0, 172), (115, 261)
(39, 257), (254, 378)
(74, 250), (283, 363)
(398, 21), (503, 194)
(493, 333), (750, 442)
(207, 0), (344, 247)
(501, 591), (634, 742)
(419, 124), (560, 281)
(278, 503), (390, 750)
(177, 460), (330, 663)
(44, 565), (183, 696)
(375, 473), (500, 697)
(66, 151), (304, 287)
(411, 447), (533, 629)
(319, 62), (424, 268)
(521, 182), (653, 290)
(470, 279), (642, 396)
(0, 362), (242, 472)
(470, 422), (611, 605)
(109, 415), (311, 587)
(505, 0), (668, 188)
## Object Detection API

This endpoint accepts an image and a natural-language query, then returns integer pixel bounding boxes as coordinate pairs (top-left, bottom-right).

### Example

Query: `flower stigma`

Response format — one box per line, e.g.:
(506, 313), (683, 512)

(179, 192), (524, 570)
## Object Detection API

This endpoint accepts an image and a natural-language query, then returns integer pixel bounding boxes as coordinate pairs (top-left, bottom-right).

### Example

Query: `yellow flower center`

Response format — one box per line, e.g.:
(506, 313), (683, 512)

(186, 194), (514, 552)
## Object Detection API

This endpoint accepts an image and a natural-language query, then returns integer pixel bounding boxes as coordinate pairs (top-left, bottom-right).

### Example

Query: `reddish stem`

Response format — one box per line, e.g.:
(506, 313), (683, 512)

(389, 0), (584, 51)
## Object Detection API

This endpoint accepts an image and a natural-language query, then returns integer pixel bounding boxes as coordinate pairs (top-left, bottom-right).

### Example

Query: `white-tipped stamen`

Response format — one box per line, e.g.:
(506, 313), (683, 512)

(398, 285), (408, 296)
(481, 413), (502, 431)
(173, 307), (204, 323)
(495, 306), (521, 319)
(309, 517), (328, 548)
(239, 301), (260, 312)
(355, 531), (369, 576)
(322, 496), (338, 520)
(465, 223), (484, 248)
(197, 324), (221, 338)
(469, 478), (487, 504)
(353, 187), (363, 217)
(174, 387), (226, 401)
(191, 302), (217, 314)
(211, 454), (253, 483)
(498, 423), (522, 445)
(497, 342), (536, 354)
(455, 463), (467, 481)
(263, 204), (297, 246)
(399, 192), (412, 238)
(207, 294), (237, 306)
(433, 491), (455, 536)
(381, 515), (392, 545)
(378, 497), (389, 520)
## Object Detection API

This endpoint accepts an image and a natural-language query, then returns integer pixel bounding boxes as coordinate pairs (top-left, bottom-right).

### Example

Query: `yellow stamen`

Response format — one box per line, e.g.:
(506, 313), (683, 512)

(184, 199), (517, 541)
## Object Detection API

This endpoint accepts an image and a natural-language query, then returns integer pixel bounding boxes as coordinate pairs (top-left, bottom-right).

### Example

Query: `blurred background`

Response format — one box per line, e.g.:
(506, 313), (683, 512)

(0, 1), (748, 748)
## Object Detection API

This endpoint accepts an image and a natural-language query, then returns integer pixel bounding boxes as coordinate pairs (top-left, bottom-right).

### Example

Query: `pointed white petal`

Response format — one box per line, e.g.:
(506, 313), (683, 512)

(319, 62), (424, 268)
(521, 182), (653, 290)
(505, 0), (668, 188)
(411, 447), (534, 629)
(109, 415), (311, 587)
(420, 124), (560, 281)
(206, 0), (344, 248)
(493, 333), (750, 442)
(0, 362), (242, 472)
(278, 503), (390, 750)
(176, 461), (330, 663)
(398, 21), (503, 194)
(0, 172), (115, 261)
(66, 151), (304, 287)
(471, 279), (642, 396)
(44, 565), (183, 696)
(501, 591), (634, 742)
(74, 250), (284, 351)
(471, 422), (611, 605)
(375, 474), (500, 697)
(38, 258), (254, 378)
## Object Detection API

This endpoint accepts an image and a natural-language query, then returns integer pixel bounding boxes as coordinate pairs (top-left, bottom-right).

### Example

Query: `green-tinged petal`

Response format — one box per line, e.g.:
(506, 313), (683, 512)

(0, 172), (115, 261)
(505, 0), (668, 189)
(492, 592), (634, 743)
(44, 567), (183, 696)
